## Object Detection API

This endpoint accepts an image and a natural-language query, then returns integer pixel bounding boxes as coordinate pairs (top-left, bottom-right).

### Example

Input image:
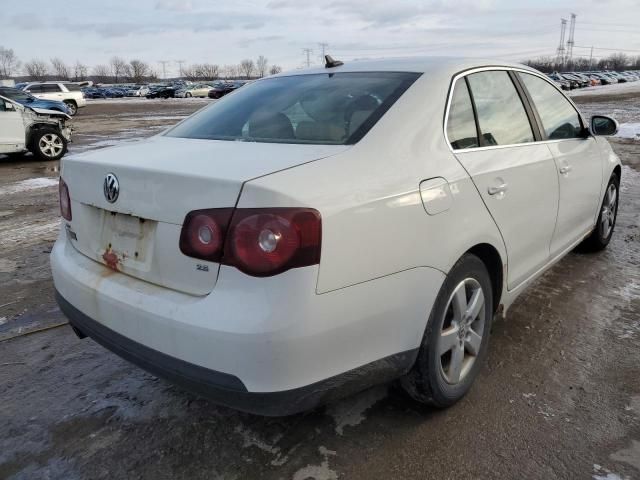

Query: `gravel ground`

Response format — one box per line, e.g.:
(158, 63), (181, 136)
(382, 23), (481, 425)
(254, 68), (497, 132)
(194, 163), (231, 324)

(0, 94), (639, 480)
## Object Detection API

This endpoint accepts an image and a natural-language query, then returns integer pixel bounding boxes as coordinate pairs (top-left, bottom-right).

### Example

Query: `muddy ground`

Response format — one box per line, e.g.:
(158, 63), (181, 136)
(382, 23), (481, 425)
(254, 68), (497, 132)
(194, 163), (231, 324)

(0, 93), (639, 480)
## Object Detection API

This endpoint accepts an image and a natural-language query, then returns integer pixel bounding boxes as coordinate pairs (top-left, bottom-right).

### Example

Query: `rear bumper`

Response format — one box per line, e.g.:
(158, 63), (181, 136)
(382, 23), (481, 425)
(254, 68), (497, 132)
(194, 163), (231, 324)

(51, 228), (444, 414)
(56, 289), (416, 416)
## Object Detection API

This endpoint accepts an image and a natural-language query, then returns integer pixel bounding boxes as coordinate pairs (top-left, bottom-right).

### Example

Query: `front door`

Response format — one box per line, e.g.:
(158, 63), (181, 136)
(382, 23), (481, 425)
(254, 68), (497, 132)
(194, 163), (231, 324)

(517, 72), (603, 255)
(0, 100), (25, 153)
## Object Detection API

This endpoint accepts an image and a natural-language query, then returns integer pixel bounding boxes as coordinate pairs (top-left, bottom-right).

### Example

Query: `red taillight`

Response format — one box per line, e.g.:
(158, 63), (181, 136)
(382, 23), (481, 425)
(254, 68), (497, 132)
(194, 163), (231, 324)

(179, 208), (234, 262)
(59, 177), (72, 221)
(179, 207), (322, 277)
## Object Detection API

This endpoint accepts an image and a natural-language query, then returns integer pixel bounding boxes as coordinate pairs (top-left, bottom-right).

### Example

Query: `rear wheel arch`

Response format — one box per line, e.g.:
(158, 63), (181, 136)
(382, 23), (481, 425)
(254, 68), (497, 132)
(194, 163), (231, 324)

(465, 243), (504, 313)
(612, 165), (621, 184)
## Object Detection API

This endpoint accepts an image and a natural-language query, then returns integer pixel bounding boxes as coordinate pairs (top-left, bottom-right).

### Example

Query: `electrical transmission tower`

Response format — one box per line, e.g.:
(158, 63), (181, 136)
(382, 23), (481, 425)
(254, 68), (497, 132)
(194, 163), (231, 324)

(158, 60), (169, 79)
(556, 19), (567, 70)
(302, 48), (313, 68)
(175, 60), (186, 78)
(318, 42), (329, 62)
(566, 13), (577, 65)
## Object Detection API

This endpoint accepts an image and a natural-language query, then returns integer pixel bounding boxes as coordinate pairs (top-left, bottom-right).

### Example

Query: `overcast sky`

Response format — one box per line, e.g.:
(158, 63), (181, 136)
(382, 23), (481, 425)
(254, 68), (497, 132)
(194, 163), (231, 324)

(2, 0), (640, 76)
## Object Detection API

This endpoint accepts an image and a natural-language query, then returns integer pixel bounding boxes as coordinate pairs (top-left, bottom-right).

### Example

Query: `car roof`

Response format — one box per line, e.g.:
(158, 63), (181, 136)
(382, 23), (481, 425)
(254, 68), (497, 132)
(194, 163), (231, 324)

(273, 56), (539, 78)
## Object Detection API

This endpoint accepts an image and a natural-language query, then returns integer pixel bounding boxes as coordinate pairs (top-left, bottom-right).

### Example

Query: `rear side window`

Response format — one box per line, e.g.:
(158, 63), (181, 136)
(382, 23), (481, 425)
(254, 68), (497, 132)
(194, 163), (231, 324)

(26, 85), (43, 93)
(467, 71), (534, 146)
(446, 80), (479, 149)
(64, 84), (82, 92)
(518, 73), (583, 140)
(166, 72), (421, 145)
(42, 84), (61, 93)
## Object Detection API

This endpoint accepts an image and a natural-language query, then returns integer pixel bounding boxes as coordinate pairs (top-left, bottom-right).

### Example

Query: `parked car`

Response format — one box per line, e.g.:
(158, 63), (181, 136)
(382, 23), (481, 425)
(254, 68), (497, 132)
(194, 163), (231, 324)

(176, 84), (213, 98)
(207, 81), (243, 99)
(21, 82), (86, 115)
(146, 86), (176, 99)
(547, 74), (570, 90)
(127, 85), (151, 97)
(0, 87), (71, 114)
(52, 58), (621, 415)
(1, 94), (72, 160)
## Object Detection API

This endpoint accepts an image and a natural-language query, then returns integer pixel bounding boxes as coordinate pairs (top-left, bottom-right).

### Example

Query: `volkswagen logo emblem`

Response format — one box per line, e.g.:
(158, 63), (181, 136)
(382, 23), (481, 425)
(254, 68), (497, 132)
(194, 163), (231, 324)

(103, 173), (120, 203)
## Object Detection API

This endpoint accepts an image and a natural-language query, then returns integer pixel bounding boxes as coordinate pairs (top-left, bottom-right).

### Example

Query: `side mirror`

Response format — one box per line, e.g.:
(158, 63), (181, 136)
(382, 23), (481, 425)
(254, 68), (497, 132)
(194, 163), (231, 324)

(591, 115), (618, 136)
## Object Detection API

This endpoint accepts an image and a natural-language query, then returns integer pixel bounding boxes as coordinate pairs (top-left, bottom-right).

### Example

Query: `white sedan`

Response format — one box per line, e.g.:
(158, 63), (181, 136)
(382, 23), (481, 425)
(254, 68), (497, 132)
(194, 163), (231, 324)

(51, 57), (621, 415)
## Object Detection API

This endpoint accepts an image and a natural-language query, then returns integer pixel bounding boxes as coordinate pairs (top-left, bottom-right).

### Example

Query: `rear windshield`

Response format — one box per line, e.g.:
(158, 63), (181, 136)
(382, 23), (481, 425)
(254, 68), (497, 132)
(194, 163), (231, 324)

(165, 72), (420, 145)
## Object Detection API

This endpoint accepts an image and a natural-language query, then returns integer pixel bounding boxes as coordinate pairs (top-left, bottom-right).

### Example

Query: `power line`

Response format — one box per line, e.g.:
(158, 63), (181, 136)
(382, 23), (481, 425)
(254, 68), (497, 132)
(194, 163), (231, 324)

(574, 45), (640, 53)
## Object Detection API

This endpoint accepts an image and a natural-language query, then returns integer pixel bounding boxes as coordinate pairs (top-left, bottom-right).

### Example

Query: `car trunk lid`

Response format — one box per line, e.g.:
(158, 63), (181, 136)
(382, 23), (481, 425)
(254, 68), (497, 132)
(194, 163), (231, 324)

(62, 135), (348, 295)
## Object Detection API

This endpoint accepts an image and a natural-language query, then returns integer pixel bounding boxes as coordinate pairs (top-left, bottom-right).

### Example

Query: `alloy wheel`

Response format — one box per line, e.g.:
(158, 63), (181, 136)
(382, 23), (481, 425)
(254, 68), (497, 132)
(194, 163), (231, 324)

(39, 133), (64, 158)
(599, 183), (617, 239)
(438, 278), (486, 384)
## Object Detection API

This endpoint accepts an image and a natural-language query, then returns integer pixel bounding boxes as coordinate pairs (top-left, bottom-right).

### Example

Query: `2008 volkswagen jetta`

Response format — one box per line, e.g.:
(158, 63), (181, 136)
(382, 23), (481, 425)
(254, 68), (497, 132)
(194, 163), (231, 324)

(52, 57), (621, 415)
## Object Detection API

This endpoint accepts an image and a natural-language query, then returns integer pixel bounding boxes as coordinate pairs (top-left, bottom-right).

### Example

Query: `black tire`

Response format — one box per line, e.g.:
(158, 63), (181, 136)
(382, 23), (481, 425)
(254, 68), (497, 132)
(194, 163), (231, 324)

(401, 253), (493, 408)
(185, 92), (192, 98)
(29, 127), (68, 161)
(580, 172), (619, 251)
(64, 100), (77, 116)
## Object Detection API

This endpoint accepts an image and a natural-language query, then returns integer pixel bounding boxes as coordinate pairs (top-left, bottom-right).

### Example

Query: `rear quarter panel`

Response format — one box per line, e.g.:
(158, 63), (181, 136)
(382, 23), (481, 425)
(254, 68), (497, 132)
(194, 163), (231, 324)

(239, 72), (507, 295)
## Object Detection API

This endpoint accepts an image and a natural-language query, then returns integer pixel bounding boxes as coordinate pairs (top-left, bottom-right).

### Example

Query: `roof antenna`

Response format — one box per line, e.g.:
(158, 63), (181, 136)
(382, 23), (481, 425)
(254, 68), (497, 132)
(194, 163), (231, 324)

(325, 55), (344, 68)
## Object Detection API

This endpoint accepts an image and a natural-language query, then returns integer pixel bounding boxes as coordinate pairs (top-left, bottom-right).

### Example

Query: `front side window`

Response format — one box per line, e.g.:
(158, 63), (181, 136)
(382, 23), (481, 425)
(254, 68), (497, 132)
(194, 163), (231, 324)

(26, 85), (43, 93)
(447, 80), (478, 149)
(166, 72), (421, 145)
(467, 71), (534, 146)
(519, 73), (583, 140)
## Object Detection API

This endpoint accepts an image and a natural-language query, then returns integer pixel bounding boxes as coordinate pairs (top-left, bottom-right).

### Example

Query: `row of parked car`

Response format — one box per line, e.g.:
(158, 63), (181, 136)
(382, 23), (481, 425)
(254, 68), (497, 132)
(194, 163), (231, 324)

(547, 70), (640, 90)
(80, 80), (248, 100)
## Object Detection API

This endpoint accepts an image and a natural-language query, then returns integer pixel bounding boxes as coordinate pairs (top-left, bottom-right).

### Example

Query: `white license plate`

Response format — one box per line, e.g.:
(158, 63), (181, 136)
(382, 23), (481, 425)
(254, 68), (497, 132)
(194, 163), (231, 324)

(100, 212), (155, 265)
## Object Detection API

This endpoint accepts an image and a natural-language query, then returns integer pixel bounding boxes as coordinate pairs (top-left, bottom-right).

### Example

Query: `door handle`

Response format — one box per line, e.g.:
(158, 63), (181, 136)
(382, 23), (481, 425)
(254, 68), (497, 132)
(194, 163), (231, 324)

(559, 165), (572, 174)
(488, 183), (508, 195)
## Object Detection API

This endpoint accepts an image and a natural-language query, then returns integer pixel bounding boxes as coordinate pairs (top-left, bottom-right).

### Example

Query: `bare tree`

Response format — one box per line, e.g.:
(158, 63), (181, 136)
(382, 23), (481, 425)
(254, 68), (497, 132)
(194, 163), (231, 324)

(195, 63), (219, 80)
(181, 65), (197, 81)
(269, 64), (282, 76)
(223, 64), (238, 79)
(74, 61), (88, 81)
(256, 55), (268, 78)
(110, 56), (128, 83)
(129, 59), (150, 83)
(93, 64), (110, 83)
(607, 53), (629, 71)
(239, 59), (255, 79)
(50, 57), (70, 80)
(0, 46), (20, 78)
(24, 59), (49, 81)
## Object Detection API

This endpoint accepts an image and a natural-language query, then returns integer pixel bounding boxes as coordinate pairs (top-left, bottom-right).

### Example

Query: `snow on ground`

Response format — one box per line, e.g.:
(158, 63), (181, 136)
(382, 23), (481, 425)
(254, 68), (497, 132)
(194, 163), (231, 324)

(615, 123), (640, 140)
(569, 80), (640, 98)
(86, 97), (210, 105)
(0, 177), (58, 196)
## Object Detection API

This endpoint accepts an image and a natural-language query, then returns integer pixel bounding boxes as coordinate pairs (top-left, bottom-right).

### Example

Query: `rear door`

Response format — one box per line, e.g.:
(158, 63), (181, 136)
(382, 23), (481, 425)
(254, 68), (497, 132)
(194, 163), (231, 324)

(517, 72), (602, 256)
(447, 69), (559, 290)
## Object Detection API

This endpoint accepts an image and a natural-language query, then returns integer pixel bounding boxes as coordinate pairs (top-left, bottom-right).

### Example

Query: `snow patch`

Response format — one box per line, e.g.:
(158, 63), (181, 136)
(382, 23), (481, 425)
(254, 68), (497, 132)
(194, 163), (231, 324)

(0, 177), (58, 196)
(234, 425), (289, 467)
(326, 385), (388, 435)
(292, 446), (338, 480)
(615, 123), (640, 140)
